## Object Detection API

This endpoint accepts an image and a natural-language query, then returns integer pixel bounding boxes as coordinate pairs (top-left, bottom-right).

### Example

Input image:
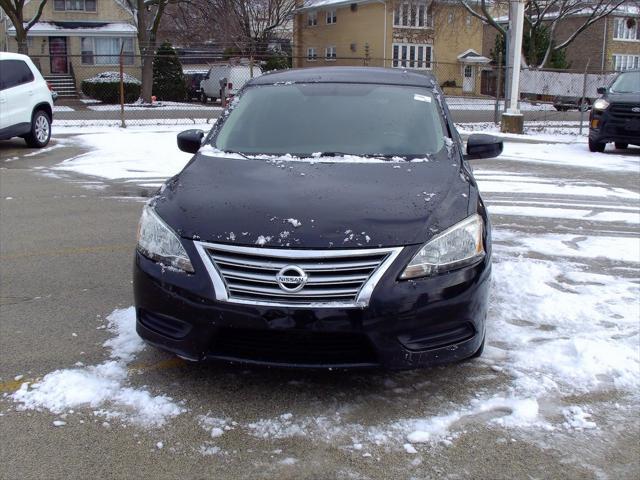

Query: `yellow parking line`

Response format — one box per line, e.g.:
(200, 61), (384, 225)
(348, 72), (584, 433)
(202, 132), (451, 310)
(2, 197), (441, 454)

(0, 356), (187, 394)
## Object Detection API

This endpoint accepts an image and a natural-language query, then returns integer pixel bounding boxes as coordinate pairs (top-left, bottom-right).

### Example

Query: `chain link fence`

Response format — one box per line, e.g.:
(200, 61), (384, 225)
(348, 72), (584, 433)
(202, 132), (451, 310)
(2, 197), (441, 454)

(28, 53), (618, 133)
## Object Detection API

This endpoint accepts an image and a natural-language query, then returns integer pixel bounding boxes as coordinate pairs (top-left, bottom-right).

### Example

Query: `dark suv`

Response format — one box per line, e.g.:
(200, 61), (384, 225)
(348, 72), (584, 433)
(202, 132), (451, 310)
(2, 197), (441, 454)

(589, 70), (640, 152)
(133, 67), (503, 369)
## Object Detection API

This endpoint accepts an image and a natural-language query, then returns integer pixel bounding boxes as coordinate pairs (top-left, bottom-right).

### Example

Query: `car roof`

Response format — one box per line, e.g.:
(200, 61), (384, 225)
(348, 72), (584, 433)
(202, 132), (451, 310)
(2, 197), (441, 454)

(0, 52), (31, 61)
(248, 67), (437, 88)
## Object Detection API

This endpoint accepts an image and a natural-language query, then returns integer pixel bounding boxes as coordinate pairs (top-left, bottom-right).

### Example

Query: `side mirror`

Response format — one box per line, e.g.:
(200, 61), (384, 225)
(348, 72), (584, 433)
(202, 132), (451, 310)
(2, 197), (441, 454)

(177, 129), (204, 154)
(465, 134), (503, 160)
(597, 86), (606, 95)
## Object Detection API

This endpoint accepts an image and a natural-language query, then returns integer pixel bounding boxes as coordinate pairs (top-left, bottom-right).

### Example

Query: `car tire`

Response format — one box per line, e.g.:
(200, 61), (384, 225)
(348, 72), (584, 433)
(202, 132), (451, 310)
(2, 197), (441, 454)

(470, 334), (485, 359)
(578, 99), (590, 112)
(24, 110), (51, 148)
(615, 142), (628, 150)
(588, 138), (606, 153)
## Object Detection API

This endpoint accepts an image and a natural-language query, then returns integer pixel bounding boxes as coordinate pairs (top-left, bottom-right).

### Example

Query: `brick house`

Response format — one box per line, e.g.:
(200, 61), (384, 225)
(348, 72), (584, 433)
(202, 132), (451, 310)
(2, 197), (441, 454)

(292, 0), (494, 96)
(482, 5), (640, 72)
(3, 0), (140, 96)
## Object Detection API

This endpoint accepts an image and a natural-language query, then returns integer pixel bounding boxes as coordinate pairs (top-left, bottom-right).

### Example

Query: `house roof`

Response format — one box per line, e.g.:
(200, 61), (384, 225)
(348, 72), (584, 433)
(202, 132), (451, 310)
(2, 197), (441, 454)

(248, 66), (437, 87)
(295, 0), (376, 13)
(8, 21), (136, 37)
(457, 49), (491, 64)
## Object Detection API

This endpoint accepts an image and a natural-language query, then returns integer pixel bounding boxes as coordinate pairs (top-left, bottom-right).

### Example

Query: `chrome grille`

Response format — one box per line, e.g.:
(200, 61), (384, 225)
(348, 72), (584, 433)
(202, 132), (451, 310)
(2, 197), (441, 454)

(193, 242), (403, 308)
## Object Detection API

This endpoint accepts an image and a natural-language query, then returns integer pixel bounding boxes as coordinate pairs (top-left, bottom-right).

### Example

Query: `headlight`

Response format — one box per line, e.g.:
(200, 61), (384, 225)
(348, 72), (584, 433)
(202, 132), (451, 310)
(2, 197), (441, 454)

(400, 214), (484, 279)
(593, 98), (609, 111)
(137, 205), (194, 272)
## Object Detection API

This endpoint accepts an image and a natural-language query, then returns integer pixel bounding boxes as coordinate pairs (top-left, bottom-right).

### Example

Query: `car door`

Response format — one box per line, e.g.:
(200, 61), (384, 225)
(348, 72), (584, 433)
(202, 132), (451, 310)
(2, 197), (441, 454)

(0, 59), (36, 130)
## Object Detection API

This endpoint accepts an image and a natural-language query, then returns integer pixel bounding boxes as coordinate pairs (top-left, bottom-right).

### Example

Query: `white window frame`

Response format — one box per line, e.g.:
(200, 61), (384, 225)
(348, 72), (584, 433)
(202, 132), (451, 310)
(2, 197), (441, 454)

(392, 43), (433, 69)
(53, 0), (97, 12)
(81, 37), (134, 66)
(307, 47), (317, 61)
(326, 9), (337, 24)
(393, 2), (432, 28)
(613, 18), (640, 41)
(612, 53), (640, 71)
(307, 11), (318, 26)
(325, 46), (337, 61)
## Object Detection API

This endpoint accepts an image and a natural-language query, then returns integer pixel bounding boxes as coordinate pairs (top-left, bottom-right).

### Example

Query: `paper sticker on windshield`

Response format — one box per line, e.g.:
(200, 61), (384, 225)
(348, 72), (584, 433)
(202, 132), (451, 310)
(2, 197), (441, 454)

(414, 94), (432, 103)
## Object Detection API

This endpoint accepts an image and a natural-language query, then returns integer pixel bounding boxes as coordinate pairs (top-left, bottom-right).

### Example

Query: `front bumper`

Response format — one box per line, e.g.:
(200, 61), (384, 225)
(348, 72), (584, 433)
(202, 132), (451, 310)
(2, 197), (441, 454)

(133, 244), (491, 370)
(589, 107), (640, 145)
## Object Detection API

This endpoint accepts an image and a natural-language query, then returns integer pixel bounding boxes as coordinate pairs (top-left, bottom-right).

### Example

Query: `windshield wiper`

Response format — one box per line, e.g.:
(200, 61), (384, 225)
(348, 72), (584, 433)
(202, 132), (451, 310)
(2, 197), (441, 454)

(224, 150), (253, 160)
(315, 152), (395, 160)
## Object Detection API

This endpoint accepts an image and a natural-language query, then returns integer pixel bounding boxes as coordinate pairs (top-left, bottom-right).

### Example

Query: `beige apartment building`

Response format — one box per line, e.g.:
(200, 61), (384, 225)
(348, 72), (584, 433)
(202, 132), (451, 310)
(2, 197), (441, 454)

(3, 0), (140, 95)
(293, 0), (492, 95)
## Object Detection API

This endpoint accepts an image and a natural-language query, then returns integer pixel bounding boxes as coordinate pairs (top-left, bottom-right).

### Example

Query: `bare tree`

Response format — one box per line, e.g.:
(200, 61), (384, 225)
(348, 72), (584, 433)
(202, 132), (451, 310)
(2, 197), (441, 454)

(123, 0), (187, 102)
(0, 0), (48, 54)
(215, 0), (296, 56)
(459, 0), (629, 68)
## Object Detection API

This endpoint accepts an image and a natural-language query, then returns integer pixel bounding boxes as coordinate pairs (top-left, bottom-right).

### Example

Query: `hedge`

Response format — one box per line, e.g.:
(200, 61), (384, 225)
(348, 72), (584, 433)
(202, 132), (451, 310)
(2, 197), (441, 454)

(81, 72), (141, 104)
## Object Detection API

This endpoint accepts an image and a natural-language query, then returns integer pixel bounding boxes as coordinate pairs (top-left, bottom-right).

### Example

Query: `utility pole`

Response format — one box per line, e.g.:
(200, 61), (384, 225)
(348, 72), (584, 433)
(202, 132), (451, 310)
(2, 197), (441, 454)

(501, 0), (525, 134)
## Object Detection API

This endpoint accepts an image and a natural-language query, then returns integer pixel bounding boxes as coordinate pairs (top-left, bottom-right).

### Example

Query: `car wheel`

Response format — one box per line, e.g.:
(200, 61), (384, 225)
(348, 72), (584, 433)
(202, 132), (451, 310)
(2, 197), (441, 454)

(24, 110), (51, 148)
(588, 138), (606, 153)
(615, 142), (628, 150)
(578, 99), (590, 112)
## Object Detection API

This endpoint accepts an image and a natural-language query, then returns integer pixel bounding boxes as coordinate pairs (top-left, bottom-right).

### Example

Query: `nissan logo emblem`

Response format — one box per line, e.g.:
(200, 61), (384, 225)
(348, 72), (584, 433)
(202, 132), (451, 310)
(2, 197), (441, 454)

(275, 265), (308, 292)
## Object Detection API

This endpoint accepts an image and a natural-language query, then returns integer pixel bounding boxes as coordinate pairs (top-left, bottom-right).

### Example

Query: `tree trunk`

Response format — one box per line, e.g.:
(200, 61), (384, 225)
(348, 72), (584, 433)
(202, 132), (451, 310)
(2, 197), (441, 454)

(140, 49), (154, 103)
(15, 26), (29, 55)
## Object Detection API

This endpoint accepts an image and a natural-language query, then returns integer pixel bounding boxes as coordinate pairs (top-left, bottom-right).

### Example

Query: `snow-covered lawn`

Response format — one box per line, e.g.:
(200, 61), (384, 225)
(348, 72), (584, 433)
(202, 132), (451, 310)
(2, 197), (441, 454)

(8, 127), (640, 457)
(447, 97), (556, 111)
(86, 101), (222, 112)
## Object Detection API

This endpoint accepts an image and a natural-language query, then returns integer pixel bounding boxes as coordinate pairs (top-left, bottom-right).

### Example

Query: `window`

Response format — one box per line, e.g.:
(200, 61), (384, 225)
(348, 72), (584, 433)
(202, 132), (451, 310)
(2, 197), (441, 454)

(54, 0), (96, 11)
(326, 9), (337, 24)
(307, 47), (317, 61)
(81, 37), (134, 65)
(392, 43), (432, 69)
(307, 11), (317, 26)
(0, 60), (34, 91)
(613, 18), (640, 41)
(393, 2), (432, 28)
(613, 54), (640, 71)
(325, 46), (336, 60)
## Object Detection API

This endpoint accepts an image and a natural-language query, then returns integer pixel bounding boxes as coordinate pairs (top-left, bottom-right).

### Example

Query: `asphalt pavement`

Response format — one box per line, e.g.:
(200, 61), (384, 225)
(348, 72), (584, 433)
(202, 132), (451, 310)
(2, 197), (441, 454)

(0, 135), (638, 480)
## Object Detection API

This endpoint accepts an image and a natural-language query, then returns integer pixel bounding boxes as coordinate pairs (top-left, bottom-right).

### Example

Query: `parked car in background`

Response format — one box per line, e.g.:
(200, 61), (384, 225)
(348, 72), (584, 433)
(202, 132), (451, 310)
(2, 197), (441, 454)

(589, 69), (640, 152)
(0, 52), (54, 148)
(200, 65), (263, 103)
(184, 71), (206, 101)
(553, 95), (592, 112)
(134, 67), (502, 370)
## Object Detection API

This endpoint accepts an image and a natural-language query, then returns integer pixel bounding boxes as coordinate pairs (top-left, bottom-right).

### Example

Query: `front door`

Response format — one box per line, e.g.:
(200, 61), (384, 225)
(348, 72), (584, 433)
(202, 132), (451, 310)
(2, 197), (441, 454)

(49, 37), (68, 74)
(462, 65), (475, 93)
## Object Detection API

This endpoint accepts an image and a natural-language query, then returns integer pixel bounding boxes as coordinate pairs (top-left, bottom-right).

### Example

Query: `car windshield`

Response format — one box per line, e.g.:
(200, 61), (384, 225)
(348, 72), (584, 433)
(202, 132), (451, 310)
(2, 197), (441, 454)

(609, 71), (640, 93)
(213, 83), (447, 157)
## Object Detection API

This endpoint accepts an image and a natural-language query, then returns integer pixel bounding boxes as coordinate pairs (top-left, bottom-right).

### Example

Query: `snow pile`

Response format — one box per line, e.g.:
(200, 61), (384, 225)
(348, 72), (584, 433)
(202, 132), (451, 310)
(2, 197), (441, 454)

(562, 406), (597, 430)
(83, 71), (141, 85)
(11, 308), (185, 427)
(404, 397), (541, 445)
(54, 129), (197, 181)
(489, 257), (640, 393)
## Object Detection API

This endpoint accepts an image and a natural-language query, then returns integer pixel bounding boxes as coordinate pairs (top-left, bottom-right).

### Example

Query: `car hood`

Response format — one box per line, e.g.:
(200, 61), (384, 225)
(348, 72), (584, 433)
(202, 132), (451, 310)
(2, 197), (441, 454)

(153, 150), (471, 249)
(607, 92), (640, 104)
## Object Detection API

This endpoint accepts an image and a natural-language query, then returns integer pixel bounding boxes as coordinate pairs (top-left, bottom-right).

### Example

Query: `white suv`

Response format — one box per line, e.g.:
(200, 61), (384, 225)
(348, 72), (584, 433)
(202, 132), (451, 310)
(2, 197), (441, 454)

(0, 52), (54, 148)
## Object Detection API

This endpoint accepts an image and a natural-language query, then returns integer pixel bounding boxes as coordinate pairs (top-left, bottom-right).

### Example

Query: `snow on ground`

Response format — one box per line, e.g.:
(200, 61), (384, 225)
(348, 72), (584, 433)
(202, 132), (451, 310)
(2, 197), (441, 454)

(86, 101), (222, 112)
(7, 126), (640, 455)
(11, 308), (185, 427)
(447, 98), (555, 111)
